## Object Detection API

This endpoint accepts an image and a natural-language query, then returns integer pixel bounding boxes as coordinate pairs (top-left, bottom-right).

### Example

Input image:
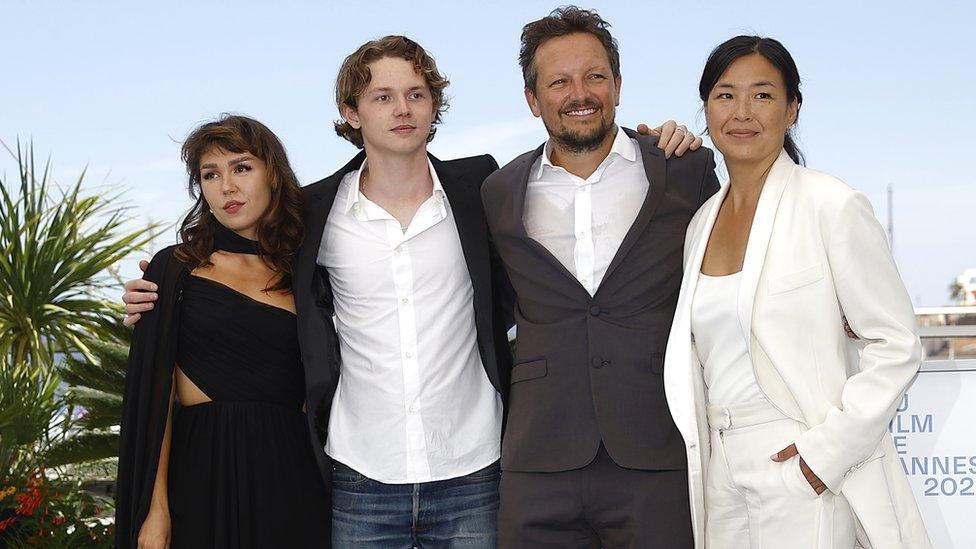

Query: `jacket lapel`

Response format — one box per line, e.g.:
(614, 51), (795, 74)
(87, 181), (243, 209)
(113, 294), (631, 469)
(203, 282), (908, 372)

(663, 185), (725, 447)
(599, 127), (666, 288)
(512, 143), (588, 289)
(432, 154), (490, 307)
(737, 150), (797, 354)
(684, 184), (729, 303)
(295, 151), (366, 297)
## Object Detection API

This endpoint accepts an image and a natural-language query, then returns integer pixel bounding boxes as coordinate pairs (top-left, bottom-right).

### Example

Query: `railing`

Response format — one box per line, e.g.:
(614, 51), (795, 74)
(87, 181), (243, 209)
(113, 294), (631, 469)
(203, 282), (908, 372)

(916, 306), (976, 372)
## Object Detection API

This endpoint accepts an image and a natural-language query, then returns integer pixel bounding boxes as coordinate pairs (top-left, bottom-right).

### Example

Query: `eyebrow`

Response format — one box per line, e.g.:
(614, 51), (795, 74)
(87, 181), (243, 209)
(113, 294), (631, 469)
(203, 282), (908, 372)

(200, 155), (254, 170)
(714, 80), (777, 89)
(549, 66), (607, 78)
(368, 85), (426, 94)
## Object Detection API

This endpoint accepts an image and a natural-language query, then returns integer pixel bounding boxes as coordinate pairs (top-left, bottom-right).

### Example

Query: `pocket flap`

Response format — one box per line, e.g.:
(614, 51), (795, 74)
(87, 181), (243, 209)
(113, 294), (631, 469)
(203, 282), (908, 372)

(511, 358), (548, 384)
(768, 262), (824, 295)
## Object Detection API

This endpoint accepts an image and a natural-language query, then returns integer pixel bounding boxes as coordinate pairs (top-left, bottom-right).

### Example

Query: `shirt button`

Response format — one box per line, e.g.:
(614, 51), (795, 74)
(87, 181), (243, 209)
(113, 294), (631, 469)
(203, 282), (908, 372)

(591, 356), (602, 368)
(408, 404), (419, 413)
(401, 297), (410, 305)
(589, 305), (601, 316)
(405, 351), (414, 359)
(394, 246), (403, 254)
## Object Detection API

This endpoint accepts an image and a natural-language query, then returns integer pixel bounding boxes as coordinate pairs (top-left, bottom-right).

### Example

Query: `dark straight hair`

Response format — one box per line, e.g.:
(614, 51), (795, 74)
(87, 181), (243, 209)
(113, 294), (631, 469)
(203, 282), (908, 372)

(699, 36), (805, 165)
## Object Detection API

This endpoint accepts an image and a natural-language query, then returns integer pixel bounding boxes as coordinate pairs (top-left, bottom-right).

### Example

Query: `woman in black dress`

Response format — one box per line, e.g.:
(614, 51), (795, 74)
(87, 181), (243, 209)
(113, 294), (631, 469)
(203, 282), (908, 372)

(115, 115), (328, 548)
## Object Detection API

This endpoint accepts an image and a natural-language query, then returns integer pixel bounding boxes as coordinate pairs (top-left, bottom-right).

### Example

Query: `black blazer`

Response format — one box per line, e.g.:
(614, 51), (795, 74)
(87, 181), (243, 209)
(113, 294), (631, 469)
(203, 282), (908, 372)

(292, 151), (513, 527)
(481, 128), (720, 473)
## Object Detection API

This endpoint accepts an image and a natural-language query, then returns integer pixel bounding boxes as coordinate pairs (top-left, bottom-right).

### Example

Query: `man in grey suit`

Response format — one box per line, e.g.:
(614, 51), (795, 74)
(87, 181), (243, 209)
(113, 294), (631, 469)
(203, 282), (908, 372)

(481, 7), (720, 547)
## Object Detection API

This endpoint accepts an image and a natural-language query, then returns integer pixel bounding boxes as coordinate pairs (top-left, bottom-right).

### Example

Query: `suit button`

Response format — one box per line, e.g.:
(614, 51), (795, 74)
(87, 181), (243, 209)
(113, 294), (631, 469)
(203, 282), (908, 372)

(588, 305), (601, 316)
(591, 356), (602, 368)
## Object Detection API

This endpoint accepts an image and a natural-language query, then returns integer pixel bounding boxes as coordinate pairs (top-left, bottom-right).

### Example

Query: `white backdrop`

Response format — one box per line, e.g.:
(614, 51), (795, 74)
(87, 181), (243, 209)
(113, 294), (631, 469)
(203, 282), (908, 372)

(895, 369), (976, 548)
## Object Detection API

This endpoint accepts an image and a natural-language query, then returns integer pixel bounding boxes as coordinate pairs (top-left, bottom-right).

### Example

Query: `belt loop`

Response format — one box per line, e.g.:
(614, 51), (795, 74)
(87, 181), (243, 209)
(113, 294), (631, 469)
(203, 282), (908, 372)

(723, 408), (732, 430)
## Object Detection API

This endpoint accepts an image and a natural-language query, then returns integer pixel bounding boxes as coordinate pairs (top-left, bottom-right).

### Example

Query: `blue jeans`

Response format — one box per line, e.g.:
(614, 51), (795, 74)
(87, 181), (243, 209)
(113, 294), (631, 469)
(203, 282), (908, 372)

(331, 460), (500, 548)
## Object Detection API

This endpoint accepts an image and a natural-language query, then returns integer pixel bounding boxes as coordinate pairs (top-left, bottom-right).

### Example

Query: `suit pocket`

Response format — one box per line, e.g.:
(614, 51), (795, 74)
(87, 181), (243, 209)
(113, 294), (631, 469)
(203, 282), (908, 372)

(768, 262), (824, 295)
(779, 457), (821, 499)
(511, 358), (548, 384)
(650, 352), (665, 375)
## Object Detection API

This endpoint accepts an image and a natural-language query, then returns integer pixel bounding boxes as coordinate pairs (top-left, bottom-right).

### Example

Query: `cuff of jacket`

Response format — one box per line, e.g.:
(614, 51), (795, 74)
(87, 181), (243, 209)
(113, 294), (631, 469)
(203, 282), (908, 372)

(794, 428), (855, 494)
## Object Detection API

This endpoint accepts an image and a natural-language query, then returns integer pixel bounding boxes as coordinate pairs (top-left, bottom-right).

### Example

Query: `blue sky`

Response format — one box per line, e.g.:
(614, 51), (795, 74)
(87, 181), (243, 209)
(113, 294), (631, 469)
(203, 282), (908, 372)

(2, 0), (973, 305)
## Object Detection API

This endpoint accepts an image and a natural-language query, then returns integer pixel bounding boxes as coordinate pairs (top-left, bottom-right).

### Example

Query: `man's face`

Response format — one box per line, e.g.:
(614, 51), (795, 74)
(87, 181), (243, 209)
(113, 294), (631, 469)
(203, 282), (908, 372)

(342, 56), (436, 156)
(525, 32), (621, 153)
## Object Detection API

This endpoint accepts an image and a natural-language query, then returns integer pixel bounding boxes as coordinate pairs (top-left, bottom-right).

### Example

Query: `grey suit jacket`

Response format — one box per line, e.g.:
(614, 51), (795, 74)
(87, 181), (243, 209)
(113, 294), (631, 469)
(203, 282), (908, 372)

(481, 127), (719, 472)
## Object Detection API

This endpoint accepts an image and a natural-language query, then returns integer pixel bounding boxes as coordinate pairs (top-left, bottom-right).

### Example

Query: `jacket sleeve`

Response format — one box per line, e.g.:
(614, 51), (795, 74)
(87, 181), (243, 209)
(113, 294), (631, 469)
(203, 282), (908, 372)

(793, 191), (921, 493)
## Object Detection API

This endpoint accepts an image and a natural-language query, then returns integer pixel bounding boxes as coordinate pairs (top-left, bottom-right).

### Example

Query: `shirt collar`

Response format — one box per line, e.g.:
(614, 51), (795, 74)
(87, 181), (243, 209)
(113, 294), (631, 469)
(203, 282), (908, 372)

(538, 125), (636, 179)
(345, 157), (446, 216)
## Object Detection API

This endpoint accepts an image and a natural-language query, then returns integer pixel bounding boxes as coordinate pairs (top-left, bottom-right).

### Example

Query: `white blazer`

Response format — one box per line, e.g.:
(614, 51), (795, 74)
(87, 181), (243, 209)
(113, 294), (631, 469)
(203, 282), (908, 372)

(664, 151), (931, 548)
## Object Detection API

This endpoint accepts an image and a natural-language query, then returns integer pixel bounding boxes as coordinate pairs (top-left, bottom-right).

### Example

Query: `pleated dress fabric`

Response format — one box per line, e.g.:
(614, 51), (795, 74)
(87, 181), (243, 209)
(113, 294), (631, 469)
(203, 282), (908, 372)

(167, 274), (328, 548)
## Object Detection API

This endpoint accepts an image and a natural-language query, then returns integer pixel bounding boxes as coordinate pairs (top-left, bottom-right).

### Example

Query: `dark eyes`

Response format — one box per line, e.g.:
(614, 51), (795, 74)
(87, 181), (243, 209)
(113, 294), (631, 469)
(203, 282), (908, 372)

(200, 164), (251, 180)
(713, 92), (773, 100)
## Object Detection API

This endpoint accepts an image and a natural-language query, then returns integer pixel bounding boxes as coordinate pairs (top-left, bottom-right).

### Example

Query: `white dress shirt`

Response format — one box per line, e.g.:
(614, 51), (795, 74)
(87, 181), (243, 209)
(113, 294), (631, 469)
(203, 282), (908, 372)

(523, 127), (649, 295)
(691, 272), (765, 405)
(318, 159), (503, 484)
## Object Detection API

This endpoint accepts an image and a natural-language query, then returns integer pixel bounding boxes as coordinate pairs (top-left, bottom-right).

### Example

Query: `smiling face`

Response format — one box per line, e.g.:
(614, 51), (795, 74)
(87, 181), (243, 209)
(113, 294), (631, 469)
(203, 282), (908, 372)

(525, 32), (621, 154)
(705, 53), (798, 167)
(341, 56), (435, 157)
(198, 148), (272, 240)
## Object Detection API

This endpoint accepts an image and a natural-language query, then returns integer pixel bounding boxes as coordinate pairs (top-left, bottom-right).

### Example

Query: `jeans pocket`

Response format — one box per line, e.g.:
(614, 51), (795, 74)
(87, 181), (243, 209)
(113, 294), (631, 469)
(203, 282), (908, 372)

(332, 461), (369, 486)
(461, 461), (501, 483)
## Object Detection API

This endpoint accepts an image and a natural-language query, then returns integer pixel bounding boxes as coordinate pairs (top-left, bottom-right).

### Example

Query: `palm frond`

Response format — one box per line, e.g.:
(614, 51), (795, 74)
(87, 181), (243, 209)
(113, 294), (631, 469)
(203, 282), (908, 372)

(0, 142), (162, 367)
(41, 432), (120, 469)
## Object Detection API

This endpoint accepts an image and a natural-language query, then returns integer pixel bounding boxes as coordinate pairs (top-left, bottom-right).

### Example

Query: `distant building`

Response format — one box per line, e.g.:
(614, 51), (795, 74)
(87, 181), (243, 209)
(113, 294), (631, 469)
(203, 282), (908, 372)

(955, 268), (976, 305)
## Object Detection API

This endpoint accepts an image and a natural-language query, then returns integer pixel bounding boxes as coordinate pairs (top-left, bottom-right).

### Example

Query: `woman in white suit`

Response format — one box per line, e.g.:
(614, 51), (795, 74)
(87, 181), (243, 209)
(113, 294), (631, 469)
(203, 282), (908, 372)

(663, 36), (930, 548)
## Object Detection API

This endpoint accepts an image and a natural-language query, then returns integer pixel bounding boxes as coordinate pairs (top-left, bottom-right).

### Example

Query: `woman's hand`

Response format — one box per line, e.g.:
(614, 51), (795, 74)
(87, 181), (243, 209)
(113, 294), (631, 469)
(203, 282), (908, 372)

(636, 120), (703, 158)
(772, 443), (827, 494)
(137, 507), (171, 549)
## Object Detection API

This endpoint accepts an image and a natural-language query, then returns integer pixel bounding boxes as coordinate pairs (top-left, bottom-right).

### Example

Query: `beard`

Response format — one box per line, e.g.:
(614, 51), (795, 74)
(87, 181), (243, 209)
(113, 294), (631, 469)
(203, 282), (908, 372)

(542, 100), (615, 154)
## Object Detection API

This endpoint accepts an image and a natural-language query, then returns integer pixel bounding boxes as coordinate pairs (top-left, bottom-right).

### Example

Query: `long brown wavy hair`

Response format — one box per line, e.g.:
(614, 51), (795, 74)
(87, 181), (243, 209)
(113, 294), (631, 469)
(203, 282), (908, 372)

(174, 114), (304, 292)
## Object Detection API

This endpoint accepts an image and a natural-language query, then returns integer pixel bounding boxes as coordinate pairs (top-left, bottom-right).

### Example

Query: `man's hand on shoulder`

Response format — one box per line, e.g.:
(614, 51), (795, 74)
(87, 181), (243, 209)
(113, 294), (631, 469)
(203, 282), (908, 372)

(636, 120), (702, 159)
(122, 259), (158, 327)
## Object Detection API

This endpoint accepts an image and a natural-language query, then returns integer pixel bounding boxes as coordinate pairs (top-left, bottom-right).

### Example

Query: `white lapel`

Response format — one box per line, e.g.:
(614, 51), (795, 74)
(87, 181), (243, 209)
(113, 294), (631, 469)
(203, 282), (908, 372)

(664, 182), (727, 436)
(684, 185), (728, 282)
(737, 150), (797, 354)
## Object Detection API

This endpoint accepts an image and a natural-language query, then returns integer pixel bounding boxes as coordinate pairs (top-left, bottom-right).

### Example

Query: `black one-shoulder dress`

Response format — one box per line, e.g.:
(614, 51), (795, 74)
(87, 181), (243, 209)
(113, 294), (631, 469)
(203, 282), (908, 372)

(166, 275), (328, 547)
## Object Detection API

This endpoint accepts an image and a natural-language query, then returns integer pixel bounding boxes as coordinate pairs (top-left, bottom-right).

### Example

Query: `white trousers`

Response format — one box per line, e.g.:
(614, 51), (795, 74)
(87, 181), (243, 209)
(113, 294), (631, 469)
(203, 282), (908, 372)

(705, 399), (856, 549)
